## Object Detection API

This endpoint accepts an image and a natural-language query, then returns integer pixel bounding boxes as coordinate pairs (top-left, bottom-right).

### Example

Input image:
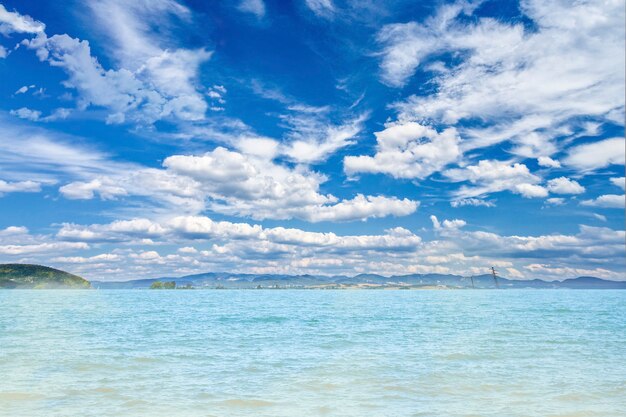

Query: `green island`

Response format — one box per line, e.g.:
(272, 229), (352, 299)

(0, 264), (91, 289)
(149, 281), (194, 289)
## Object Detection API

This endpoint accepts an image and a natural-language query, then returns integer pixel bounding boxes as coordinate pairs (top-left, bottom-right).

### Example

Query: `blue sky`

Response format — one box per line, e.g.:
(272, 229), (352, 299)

(0, 0), (624, 281)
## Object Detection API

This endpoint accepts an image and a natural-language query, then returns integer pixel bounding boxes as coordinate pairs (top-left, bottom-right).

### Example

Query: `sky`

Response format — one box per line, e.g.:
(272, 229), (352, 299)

(0, 0), (624, 282)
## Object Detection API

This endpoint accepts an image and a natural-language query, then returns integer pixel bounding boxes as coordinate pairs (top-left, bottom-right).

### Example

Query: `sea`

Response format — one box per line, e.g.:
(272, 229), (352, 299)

(1, 289), (625, 417)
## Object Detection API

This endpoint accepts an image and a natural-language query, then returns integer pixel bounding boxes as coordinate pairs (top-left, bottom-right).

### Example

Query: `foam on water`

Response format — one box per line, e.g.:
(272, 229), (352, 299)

(1, 290), (625, 417)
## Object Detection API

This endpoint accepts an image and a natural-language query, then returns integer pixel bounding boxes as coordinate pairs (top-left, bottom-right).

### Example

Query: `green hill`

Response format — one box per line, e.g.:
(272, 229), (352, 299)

(0, 264), (91, 289)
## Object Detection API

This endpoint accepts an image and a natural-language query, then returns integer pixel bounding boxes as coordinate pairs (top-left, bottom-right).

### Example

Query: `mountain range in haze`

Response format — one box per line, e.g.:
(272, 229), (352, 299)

(1, 264), (624, 290)
(91, 271), (626, 289)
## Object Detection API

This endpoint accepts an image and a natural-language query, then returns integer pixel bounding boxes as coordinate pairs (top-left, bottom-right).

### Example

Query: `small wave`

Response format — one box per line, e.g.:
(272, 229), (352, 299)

(219, 398), (276, 408)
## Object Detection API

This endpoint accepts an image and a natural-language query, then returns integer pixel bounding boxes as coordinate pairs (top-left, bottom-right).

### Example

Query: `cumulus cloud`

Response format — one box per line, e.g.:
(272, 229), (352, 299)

(301, 194), (418, 222)
(344, 122), (461, 179)
(446, 160), (546, 199)
(546, 177), (585, 195)
(43, 215), (625, 281)
(58, 218), (167, 242)
(431, 215), (466, 230)
(514, 183), (549, 198)
(58, 215), (423, 252)
(55, 145), (418, 222)
(162, 147), (418, 221)
(537, 156), (561, 168)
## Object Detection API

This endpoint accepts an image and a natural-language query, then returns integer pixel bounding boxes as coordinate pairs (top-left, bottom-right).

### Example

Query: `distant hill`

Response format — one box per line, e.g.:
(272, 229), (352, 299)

(91, 271), (626, 289)
(0, 264), (91, 289)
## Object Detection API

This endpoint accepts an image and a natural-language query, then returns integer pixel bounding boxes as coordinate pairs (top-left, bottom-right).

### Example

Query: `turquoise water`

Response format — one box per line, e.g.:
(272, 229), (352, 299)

(1, 290), (625, 417)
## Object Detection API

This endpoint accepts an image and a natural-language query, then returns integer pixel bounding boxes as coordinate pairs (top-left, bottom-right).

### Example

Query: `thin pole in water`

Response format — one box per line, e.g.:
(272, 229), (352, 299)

(470, 275), (475, 289)
(491, 267), (499, 288)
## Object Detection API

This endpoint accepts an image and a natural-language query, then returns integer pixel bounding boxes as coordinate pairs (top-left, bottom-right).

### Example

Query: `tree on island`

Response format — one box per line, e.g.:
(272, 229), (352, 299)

(150, 281), (176, 289)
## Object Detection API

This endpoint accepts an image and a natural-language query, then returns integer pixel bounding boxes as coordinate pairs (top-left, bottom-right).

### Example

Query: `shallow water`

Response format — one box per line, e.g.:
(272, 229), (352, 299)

(1, 290), (625, 417)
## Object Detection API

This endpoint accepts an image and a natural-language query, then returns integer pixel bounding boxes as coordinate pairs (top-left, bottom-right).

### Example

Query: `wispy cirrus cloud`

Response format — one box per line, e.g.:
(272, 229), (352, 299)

(4, 1), (212, 125)
(563, 137), (626, 172)
(344, 121), (461, 179)
(237, 0), (266, 18)
(378, 0), (624, 159)
(0, 3), (45, 35)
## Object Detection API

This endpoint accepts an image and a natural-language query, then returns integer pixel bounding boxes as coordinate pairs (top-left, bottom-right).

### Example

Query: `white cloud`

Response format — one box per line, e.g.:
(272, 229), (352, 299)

(0, 4), (45, 35)
(24, 32), (212, 124)
(10, 106), (71, 122)
(53, 144), (417, 222)
(564, 137), (625, 171)
(304, 0), (335, 18)
(546, 177), (585, 195)
(162, 147), (418, 221)
(238, 0), (266, 18)
(377, 2), (474, 87)
(281, 113), (366, 164)
(581, 194), (625, 209)
(0, 118), (136, 184)
(178, 246), (198, 254)
(52, 253), (121, 264)
(59, 215), (424, 252)
(0, 44), (7, 58)
(0, 242), (88, 255)
(450, 198), (495, 208)
(537, 156), (561, 168)
(59, 178), (127, 200)
(545, 198), (565, 206)
(592, 213), (607, 222)
(301, 194), (418, 222)
(9, 107), (42, 121)
(0, 179), (41, 196)
(514, 183), (549, 198)
(0, 226), (29, 236)
(380, 0), (624, 159)
(446, 160), (546, 199)
(85, 0), (191, 68)
(15, 85), (35, 95)
(524, 264), (622, 280)
(431, 215), (466, 230)
(44, 214), (625, 281)
(58, 218), (167, 242)
(344, 122), (461, 179)
(60, 168), (205, 214)
(611, 177), (626, 191)
(9, 0), (212, 125)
